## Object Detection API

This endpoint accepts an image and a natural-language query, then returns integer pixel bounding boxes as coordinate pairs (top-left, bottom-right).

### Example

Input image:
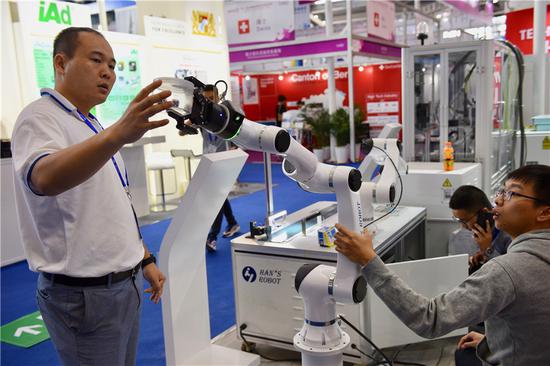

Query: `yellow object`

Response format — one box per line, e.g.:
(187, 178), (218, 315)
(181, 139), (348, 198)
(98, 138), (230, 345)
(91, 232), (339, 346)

(443, 141), (454, 171)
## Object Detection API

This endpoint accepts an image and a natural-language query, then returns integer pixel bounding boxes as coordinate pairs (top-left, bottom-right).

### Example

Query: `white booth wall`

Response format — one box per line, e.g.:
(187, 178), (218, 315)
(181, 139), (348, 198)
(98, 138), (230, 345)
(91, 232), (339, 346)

(1, 1), (24, 140)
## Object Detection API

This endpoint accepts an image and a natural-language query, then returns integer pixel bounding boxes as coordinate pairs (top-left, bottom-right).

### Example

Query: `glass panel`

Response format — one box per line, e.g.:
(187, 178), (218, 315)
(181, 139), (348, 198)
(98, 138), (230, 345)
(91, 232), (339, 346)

(490, 49), (518, 194)
(413, 54), (441, 162)
(447, 50), (477, 162)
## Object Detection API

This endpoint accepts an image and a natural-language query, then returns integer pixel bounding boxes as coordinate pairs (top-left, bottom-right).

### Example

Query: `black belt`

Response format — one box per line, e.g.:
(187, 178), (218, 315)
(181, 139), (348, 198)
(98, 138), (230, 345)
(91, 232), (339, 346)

(42, 263), (141, 287)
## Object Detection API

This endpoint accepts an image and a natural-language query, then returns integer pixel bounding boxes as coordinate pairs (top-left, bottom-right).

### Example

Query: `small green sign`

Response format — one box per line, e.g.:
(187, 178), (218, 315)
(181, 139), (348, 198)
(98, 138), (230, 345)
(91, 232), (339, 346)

(0, 311), (50, 348)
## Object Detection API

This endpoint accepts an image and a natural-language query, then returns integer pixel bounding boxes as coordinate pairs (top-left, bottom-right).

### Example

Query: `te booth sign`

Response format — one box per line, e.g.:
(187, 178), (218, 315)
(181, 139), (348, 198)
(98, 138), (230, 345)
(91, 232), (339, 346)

(505, 5), (550, 55)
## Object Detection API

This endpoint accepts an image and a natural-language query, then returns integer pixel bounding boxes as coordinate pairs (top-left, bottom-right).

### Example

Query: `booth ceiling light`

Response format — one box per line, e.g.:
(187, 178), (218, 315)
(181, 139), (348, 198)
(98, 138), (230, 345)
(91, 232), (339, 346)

(278, 75), (284, 81)
(244, 75), (251, 81)
(358, 66), (364, 72)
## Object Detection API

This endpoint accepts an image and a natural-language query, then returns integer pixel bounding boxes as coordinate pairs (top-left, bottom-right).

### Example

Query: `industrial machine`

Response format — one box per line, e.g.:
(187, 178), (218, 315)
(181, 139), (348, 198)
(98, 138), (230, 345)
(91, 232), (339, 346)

(402, 40), (525, 195)
(161, 76), (403, 365)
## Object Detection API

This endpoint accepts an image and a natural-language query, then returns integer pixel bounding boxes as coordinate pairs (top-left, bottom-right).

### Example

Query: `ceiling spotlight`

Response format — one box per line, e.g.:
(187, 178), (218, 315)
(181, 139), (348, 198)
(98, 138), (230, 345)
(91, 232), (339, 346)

(244, 75), (251, 80)
(278, 75), (284, 81)
(416, 21), (429, 46)
(358, 66), (364, 72)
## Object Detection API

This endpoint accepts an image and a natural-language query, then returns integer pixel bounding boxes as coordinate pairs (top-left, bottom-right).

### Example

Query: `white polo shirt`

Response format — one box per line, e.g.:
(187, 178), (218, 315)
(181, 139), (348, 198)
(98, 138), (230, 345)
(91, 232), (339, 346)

(11, 88), (144, 277)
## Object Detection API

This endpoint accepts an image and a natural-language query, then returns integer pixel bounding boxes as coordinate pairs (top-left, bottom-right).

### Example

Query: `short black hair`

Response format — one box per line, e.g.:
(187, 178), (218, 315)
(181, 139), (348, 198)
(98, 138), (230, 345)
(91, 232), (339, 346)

(449, 185), (492, 212)
(53, 27), (104, 59)
(507, 164), (550, 206)
(278, 95), (287, 102)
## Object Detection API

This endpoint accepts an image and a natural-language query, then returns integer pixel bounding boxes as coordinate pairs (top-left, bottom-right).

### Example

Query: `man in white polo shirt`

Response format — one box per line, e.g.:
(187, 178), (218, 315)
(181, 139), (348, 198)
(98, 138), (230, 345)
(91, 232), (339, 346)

(11, 27), (173, 365)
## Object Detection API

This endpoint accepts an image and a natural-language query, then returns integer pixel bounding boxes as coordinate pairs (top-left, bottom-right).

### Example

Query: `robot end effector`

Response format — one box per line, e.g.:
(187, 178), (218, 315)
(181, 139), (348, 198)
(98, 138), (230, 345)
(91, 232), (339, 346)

(168, 76), (291, 155)
(169, 76), (246, 140)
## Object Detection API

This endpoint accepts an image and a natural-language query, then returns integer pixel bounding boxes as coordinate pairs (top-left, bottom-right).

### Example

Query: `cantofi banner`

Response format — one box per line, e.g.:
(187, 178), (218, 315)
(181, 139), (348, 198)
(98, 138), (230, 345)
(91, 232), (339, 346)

(238, 63), (402, 124)
(505, 5), (550, 55)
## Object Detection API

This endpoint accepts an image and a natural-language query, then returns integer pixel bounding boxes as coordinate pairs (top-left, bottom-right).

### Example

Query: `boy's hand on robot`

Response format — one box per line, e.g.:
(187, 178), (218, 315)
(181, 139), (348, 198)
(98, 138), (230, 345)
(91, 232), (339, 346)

(334, 223), (377, 266)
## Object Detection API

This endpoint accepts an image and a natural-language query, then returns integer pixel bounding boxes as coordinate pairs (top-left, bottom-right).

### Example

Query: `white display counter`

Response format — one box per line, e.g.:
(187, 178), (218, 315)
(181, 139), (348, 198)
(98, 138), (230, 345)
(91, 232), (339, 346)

(231, 201), (467, 364)
(515, 131), (550, 166)
(1, 158), (25, 266)
(400, 162), (482, 257)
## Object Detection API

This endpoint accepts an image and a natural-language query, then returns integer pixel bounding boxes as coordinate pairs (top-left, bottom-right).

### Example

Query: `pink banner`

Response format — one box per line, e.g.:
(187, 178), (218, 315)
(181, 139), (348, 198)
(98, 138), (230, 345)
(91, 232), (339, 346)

(356, 39), (401, 58)
(443, 0), (493, 22)
(229, 38), (348, 63)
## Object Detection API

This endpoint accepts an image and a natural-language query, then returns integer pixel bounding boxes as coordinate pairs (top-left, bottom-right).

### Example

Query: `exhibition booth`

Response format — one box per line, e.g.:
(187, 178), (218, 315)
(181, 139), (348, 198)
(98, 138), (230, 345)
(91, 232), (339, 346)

(1, 1), (549, 365)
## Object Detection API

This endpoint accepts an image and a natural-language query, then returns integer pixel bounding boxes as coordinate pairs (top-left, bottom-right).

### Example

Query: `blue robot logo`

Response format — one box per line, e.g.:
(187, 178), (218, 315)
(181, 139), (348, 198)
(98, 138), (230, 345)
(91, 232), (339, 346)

(242, 266), (257, 283)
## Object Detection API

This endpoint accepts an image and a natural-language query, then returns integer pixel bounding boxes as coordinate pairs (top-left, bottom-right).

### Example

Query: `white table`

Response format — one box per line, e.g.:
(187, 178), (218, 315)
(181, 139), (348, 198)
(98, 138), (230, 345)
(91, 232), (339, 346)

(1, 158), (25, 266)
(231, 202), (466, 364)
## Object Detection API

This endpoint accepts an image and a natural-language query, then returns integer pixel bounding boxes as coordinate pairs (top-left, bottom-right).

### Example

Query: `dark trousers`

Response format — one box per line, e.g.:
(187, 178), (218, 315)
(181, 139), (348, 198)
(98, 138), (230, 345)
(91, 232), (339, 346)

(455, 348), (483, 366)
(208, 199), (237, 240)
(37, 272), (143, 366)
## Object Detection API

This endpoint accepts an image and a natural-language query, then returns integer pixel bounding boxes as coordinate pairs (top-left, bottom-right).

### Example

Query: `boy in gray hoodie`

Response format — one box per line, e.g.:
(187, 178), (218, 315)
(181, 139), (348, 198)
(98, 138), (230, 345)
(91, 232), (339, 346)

(334, 164), (550, 365)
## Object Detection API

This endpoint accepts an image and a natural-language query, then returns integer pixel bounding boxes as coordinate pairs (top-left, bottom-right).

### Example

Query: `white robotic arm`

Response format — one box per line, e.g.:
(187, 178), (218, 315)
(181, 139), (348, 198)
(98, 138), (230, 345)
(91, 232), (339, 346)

(359, 138), (404, 226)
(163, 77), (394, 365)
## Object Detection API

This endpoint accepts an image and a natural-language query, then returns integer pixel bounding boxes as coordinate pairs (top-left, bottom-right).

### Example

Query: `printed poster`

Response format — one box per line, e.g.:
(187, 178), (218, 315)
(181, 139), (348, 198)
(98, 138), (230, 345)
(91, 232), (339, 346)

(95, 45), (142, 126)
(225, 1), (295, 46)
(242, 77), (258, 105)
(32, 39), (55, 89)
(367, 0), (396, 42)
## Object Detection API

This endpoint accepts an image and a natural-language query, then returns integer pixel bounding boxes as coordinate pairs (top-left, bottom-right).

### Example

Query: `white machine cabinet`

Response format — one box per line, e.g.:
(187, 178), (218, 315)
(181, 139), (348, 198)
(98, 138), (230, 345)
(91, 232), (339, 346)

(232, 201), (467, 364)
(400, 162), (482, 258)
(402, 40), (522, 195)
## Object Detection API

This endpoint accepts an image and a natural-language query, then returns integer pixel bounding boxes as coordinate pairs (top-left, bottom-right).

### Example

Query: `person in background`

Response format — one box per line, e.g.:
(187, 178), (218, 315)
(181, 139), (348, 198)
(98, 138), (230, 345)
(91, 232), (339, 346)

(178, 84), (240, 252)
(11, 27), (169, 365)
(334, 164), (550, 366)
(275, 94), (287, 127)
(450, 185), (512, 272)
(201, 84), (240, 252)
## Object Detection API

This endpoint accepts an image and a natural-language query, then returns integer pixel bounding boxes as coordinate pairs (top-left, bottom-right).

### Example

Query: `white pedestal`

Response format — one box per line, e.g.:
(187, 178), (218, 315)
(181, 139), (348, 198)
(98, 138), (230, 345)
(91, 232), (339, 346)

(159, 149), (259, 366)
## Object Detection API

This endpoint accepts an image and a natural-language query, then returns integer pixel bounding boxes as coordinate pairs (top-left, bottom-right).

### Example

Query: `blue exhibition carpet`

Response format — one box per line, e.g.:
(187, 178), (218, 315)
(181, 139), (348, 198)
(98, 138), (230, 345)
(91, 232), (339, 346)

(1, 162), (341, 365)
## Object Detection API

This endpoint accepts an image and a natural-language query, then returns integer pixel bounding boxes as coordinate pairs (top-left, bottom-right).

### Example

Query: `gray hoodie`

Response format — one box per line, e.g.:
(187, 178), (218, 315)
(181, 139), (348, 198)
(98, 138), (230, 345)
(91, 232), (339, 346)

(362, 229), (550, 366)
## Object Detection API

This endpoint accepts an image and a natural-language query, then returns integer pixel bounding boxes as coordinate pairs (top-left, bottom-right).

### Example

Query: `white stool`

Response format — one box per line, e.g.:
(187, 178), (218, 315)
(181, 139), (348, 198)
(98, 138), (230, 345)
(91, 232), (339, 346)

(170, 149), (202, 185)
(146, 152), (177, 212)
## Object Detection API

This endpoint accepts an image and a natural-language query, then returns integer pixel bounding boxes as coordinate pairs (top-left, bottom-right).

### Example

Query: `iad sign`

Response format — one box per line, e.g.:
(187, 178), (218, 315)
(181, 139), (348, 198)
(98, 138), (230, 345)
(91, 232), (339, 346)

(17, 0), (91, 29)
(0, 311), (50, 348)
(39, 0), (72, 25)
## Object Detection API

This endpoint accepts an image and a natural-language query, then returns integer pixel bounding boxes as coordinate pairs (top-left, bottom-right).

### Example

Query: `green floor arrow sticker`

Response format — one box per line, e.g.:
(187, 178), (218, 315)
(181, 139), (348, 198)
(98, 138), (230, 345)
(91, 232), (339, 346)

(1, 311), (50, 348)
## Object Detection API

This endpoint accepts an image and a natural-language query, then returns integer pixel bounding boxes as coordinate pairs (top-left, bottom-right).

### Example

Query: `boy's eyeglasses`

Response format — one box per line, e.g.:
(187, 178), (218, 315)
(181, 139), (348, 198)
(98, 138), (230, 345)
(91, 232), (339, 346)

(495, 189), (549, 205)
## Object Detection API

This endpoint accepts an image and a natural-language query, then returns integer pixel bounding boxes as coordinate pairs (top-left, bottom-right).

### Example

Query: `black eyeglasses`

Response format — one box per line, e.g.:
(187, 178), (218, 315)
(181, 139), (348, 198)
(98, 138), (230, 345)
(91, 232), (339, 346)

(495, 189), (550, 205)
(451, 211), (478, 226)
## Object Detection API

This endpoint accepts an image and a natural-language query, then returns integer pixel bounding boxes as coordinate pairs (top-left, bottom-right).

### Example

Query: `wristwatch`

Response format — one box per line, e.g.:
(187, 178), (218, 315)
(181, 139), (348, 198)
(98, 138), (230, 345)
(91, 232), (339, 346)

(141, 254), (157, 269)
(484, 246), (494, 256)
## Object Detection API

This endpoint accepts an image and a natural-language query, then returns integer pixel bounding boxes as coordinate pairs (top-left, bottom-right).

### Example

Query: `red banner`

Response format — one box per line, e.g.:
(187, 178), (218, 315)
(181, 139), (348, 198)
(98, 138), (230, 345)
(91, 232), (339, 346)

(239, 63), (402, 124)
(505, 6), (550, 55)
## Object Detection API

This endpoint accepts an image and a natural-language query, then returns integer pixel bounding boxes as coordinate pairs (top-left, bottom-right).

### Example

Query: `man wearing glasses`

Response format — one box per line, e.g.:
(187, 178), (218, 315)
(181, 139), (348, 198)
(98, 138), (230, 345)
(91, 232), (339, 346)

(334, 164), (550, 365)
(449, 185), (512, 272)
